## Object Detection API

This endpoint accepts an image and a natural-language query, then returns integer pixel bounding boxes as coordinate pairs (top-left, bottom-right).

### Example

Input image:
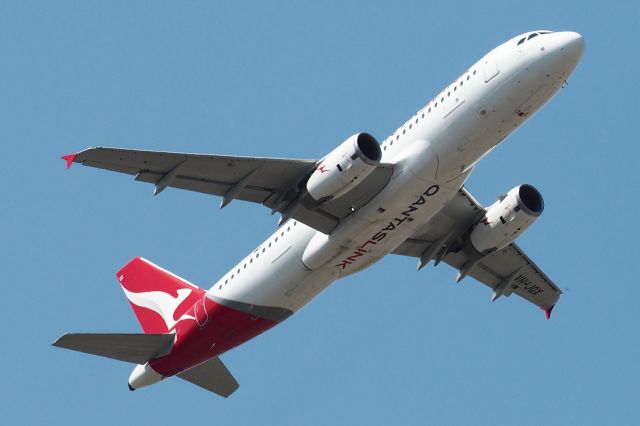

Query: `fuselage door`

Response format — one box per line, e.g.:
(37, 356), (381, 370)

(482, 56), (500, 83)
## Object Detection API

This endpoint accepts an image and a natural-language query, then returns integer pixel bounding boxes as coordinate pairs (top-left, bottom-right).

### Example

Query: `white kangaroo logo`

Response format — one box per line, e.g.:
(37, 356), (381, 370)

(122, 287), (196, 330)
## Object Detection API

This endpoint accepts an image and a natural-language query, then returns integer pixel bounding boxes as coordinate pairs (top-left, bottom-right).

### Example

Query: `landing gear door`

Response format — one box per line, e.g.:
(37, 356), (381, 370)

(482, 56), (499, 83)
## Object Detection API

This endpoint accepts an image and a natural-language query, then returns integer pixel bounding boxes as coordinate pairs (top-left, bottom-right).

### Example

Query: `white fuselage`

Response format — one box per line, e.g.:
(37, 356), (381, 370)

(206, 31), (584, 315)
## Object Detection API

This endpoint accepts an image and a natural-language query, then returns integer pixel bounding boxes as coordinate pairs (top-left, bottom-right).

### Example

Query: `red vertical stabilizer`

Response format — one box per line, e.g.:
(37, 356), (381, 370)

(117, 257), (205, 334)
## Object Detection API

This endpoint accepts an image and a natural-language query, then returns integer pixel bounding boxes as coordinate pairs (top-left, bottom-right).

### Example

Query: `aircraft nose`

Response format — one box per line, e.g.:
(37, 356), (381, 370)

(558, 31), (585, 62)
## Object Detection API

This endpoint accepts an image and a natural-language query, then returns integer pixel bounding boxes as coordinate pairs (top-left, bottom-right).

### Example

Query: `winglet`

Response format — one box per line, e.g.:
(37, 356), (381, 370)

(61, 153), (78, 169)
(542, 305), (555, 320)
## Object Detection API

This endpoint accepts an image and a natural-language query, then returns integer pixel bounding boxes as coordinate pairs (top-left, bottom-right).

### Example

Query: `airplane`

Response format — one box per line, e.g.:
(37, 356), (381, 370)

(54, 30), (584, 397)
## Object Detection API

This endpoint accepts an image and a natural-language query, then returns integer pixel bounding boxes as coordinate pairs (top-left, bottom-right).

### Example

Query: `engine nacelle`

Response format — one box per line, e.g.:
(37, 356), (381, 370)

(469, 184), (544, 253)
(306, 133), (381, 202)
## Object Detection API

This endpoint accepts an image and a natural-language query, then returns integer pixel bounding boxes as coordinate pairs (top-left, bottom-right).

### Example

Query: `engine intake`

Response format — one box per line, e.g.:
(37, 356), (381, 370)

(354, 132), (382, 164)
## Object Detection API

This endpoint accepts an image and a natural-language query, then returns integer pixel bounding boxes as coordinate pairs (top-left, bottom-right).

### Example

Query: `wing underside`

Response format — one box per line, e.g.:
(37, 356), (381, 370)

(393, 188), (561, 314)
(64, 149), (560, 312)
(67, 147), (393, 234)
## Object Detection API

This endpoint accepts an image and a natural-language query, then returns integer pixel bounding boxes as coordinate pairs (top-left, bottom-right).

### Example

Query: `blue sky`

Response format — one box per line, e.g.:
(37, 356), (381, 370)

(2, 1), (639, 425)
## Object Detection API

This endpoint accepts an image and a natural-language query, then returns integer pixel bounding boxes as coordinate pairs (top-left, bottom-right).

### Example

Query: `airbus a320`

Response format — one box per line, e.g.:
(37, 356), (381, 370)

(55, 30), (584, 397)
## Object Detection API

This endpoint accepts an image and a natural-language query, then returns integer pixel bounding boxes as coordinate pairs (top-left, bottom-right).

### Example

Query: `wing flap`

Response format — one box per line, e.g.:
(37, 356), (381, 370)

(134, 171), (273, 203)
(52, 333), (174, 364)
(177, 357), (239, 398)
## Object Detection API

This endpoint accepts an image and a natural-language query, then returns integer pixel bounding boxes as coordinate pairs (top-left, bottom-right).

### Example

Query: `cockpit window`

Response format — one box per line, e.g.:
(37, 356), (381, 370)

(517, 31), (553, 46)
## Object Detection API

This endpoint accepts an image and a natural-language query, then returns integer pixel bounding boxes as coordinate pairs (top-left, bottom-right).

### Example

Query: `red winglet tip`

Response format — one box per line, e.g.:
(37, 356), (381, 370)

(61, 153), (77, 169)
(542, 305), (555, 320)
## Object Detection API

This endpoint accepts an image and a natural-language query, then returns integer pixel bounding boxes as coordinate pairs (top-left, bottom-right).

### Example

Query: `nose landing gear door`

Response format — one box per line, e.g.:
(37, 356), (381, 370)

(482, 56), (500, 83)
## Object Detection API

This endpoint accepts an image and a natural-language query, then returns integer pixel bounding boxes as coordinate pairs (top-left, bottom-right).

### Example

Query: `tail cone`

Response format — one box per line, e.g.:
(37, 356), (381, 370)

(128, 363), (163, 390)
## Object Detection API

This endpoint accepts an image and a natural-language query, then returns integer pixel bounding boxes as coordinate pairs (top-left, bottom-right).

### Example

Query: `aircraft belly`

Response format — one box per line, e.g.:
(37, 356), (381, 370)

(330, 168), (470, 278)
(207, 224), (342, 313)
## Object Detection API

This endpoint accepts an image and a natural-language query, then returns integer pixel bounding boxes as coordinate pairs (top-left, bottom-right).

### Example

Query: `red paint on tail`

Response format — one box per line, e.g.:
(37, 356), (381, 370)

(117, 257), (205, 334)
(150, 300), (277, 377)
(116, 257), (279, 378)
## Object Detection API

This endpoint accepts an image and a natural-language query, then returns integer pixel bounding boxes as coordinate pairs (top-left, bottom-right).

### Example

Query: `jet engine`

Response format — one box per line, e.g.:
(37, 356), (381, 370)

(306, 133), (382, 202)
(469, 184), (544, 253)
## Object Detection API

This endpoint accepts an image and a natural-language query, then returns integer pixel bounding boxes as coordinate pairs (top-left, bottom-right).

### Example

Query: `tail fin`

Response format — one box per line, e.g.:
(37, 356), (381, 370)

(117, 257), (206, 334)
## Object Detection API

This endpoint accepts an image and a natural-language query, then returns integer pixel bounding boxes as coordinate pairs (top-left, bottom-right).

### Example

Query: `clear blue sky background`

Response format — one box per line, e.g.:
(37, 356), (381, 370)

(2, 1), (638, 425)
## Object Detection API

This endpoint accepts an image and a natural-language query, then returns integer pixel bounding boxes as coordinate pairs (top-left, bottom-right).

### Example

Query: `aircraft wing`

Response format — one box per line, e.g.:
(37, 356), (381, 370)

(64, 147), (394, 234)
(392, 187), (562, 316)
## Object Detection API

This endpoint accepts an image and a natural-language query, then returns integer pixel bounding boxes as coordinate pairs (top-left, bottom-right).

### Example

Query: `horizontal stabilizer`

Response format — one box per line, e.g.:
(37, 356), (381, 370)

(52, 333), (174, 364)
(178, 357), (239, 398)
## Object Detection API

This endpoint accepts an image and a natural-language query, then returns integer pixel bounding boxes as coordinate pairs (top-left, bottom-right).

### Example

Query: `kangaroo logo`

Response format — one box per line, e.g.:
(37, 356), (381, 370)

(121, 287), (196, 330)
